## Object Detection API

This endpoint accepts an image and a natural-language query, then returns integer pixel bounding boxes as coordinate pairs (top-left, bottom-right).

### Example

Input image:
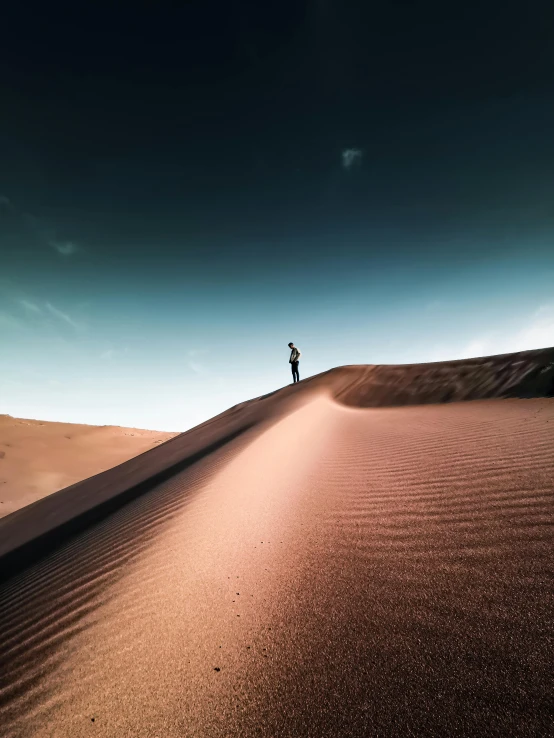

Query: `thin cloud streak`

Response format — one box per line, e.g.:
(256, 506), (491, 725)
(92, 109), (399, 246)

(18, 299), (42, 314)
(186, 348), (209, 374)
(187, 361), (204, 375)
(45, 302), (81, 330)
(431, 304), (554, 362)
(514, 304), (554, 351)
(0, 196), (82, 255)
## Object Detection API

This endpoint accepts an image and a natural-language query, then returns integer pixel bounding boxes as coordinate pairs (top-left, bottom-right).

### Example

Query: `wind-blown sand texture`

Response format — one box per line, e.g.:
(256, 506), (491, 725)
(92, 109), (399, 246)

(0, 416), (177, 518)
(1, 348), (553, 737)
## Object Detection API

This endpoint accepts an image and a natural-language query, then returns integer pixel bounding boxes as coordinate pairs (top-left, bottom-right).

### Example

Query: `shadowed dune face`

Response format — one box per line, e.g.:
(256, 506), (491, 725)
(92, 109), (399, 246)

(312, 347), (554, 408)
(0, 349), (553, 737)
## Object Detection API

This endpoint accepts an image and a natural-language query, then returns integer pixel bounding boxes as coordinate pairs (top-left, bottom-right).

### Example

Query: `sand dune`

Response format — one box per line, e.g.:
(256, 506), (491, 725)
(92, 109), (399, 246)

(0, 348), (553, 737)
(0, 415), (177, 518)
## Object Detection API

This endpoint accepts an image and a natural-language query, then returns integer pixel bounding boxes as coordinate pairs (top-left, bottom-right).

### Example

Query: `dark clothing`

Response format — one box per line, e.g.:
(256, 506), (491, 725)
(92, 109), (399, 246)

(291, 361), (300, 383)
(288, 344), (301, 383)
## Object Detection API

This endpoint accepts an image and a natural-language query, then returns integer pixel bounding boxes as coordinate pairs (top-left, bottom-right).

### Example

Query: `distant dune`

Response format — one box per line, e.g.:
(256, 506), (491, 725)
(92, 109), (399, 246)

(0, 347), (553, 737)
(0, 416), (177, 518)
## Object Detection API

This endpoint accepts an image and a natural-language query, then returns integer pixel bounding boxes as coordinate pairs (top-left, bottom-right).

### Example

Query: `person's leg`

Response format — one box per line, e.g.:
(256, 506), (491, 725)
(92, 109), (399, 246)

(293, 362), (299, 382)
(295, 362), (300, 382)
(291, 363), (296, 383)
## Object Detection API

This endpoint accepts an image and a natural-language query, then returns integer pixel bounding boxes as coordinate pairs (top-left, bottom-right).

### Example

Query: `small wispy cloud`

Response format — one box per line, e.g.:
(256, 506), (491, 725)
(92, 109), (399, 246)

(512, 304), (554, 351)
(0, 196), (83, 256)
(187, 349), (208, 375)
(456, 338), (493, 360)
(341, 148), (363, 170)
(100, 345), (129, 361)
(432, 303), (554, 362)
(45, 302), (81, 330)
(18, 299), (42, 314)
(50, 239), (80, 256)
(188, 361), (204, 375)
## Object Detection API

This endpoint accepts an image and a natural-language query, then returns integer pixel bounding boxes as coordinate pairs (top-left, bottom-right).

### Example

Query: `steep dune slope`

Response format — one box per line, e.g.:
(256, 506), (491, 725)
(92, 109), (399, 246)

(0, 348), (553, 737)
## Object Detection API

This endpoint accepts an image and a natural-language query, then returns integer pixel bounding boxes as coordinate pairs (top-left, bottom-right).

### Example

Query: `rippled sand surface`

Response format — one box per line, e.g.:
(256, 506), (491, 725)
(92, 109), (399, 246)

(1, 350), (553, 737)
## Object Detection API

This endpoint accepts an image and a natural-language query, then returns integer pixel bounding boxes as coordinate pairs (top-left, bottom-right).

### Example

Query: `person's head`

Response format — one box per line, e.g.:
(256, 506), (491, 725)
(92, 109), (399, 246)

(288, 342), (294, 348)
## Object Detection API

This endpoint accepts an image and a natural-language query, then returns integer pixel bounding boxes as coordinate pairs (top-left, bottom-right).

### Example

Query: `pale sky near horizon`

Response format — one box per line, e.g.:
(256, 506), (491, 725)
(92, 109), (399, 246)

(2, 259), (553, 431)
(2, 2), (554, 431)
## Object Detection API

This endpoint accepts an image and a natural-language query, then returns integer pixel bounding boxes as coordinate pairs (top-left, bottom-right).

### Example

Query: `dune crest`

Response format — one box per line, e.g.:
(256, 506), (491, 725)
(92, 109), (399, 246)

(308, 347), (554, 407)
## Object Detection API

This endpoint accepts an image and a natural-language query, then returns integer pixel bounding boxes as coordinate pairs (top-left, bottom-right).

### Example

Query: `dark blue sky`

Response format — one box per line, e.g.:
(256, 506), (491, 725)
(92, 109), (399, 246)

(1, 1), (554, 429)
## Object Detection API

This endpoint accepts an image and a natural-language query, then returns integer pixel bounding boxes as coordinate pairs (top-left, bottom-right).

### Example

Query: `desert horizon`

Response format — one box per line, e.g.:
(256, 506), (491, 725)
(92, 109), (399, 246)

(3, 346), (552, 516)
(0, 414), (178, 518)
(1, 347), (553, 736)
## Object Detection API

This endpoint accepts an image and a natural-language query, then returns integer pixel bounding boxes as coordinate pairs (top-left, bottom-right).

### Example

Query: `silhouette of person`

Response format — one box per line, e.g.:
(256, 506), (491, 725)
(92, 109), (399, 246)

(288, 342), (301, 383)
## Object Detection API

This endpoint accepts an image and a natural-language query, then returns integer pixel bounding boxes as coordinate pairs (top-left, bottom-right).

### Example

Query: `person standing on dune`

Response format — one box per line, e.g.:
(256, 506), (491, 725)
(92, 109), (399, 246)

(288, 342), (301, 383)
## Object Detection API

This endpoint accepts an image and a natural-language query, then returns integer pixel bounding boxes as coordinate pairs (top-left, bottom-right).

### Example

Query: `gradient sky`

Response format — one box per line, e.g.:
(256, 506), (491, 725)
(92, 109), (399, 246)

(1, 1), (554, 431)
